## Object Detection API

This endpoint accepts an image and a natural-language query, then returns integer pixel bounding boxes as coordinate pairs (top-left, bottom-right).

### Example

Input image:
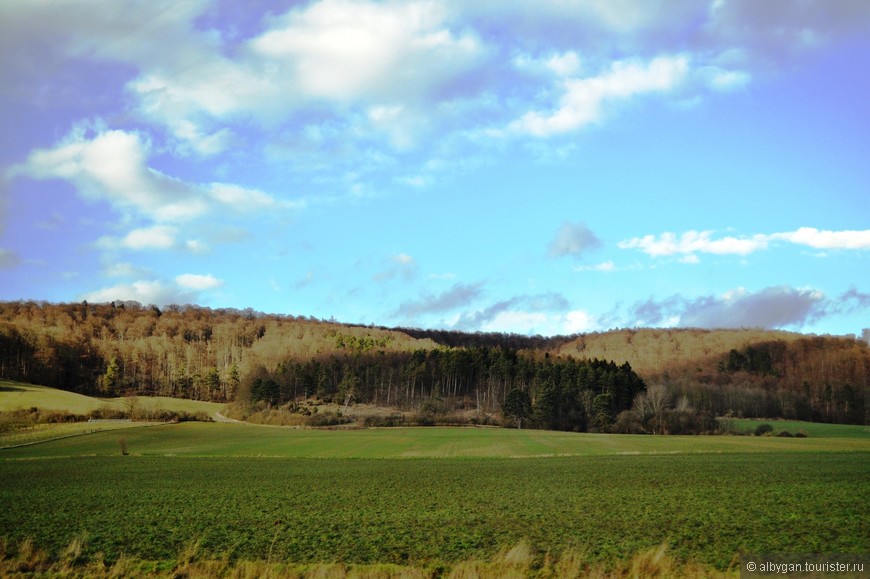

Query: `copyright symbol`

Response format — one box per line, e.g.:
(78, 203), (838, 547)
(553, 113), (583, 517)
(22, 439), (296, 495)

(746, 561), (757, 572)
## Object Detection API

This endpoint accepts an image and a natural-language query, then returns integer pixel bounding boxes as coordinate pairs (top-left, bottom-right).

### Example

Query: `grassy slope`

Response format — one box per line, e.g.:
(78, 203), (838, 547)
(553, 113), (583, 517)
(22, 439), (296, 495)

(3, 421), (869, 459)
(730, 418), (870, 438)
(0, 380), (225, 416)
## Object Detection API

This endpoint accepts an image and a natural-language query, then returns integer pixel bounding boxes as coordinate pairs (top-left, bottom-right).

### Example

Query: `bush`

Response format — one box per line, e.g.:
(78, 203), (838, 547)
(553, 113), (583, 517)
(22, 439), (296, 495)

(795, 431), (808, 438)
(754, 423), (774, 436)
(610, 410), (647, 434)
(777, 431), (794, 437)
(363, 414), (406, 427)
(89, 406), (127, 420)
(306, 411), (353, 427)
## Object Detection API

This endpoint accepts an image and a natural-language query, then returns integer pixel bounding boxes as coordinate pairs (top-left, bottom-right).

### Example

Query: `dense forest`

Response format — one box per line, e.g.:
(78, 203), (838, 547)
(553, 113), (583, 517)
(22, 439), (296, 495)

(0, 300), (867, 427)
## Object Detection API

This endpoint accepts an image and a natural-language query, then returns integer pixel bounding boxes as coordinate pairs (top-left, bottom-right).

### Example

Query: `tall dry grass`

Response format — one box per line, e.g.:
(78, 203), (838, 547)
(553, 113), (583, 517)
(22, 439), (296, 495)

(0, 536), (736, 578)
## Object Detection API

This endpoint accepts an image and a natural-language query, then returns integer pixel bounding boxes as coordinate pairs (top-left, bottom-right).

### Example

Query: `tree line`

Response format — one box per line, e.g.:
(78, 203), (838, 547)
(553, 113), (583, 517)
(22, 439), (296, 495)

(1, 300), (867, 426)
(242, 346), (647, 430)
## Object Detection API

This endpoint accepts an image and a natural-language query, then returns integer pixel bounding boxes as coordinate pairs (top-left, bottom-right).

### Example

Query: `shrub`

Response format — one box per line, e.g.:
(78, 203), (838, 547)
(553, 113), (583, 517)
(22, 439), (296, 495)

(610, 410), (647, 434)
(754, 423), (774, 436)
(364, 414), (406, 427)
(306, 411), (353, 427)
(777, 431), (794, 437)
(89, 406), (127, 420)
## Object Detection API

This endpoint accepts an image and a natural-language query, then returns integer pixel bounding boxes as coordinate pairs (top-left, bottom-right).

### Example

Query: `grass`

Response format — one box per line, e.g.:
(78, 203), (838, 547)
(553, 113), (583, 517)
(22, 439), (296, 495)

(0, 380), (226, 416)
(728, 418), (870, 439)
(0, 536), (727, 578)
(2, 380), (868, 575)
(2, 421), (870, 459)
(0, 421), (157, 449)
(1, 452), (866, 571)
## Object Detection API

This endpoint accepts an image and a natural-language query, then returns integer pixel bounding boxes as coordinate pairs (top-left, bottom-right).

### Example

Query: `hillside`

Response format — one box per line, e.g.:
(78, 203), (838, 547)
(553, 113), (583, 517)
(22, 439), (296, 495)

(555, 328), (806, 374)
(0, 300), (867, 425)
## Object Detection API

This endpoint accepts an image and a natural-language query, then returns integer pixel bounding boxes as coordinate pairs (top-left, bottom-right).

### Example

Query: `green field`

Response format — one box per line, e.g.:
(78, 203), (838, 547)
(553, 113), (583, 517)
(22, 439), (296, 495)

(0, 380), (226, 416)
(2, 383), (869, 575)
(3, 421), (870, 459)
(1, 450), (867, 572)
(729, 417), (870, 438)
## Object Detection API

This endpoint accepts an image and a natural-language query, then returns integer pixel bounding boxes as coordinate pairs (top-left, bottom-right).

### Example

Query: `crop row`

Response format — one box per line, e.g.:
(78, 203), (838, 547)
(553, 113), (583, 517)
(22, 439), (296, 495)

(1, 452), (867, 569)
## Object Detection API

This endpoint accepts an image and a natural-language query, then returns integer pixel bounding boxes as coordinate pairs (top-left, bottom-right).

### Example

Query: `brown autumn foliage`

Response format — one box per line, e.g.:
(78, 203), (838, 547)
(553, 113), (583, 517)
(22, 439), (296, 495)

(0, 301), (867, 424)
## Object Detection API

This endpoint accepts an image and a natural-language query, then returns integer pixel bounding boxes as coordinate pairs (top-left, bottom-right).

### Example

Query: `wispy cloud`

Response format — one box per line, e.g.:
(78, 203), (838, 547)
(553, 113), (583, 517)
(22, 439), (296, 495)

(0, 248), (21, 269)
(395, 282), (484, 319)
(451, 292), (593, 335)
(620, 227), (870, 259)
(373, 253), (418, 282)
(509, 54), (689, 137)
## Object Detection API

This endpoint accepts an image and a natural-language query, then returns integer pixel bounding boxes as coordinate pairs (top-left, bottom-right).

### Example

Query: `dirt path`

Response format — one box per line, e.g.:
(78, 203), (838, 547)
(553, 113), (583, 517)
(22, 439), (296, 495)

(213, 411), (242, 423)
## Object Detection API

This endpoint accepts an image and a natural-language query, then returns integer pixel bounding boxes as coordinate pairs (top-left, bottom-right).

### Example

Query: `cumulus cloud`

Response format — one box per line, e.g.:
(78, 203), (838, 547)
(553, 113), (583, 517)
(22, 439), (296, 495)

(80, 280), (194, 307)
(12, 128), (207, 222)
(548, 221), (603, 259)
(251, 0), (485, 103)
(175, 273), (224, 290)
(620, 227), (870, 259)
(81, 273), (224, 306)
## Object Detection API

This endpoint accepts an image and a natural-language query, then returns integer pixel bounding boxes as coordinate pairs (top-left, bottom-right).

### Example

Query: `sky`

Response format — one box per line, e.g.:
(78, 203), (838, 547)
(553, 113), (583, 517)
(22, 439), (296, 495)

(1, 0), (869, 338)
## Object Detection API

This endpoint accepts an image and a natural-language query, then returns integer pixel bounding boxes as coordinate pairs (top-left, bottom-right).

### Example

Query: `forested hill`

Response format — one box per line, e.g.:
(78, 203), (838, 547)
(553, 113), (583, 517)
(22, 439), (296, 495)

(1, 301), (867, 425)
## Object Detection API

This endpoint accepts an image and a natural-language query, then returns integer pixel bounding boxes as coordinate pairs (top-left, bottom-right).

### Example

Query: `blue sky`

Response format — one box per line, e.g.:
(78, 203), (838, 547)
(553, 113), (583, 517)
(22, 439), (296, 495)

(1, 0), (869, 337)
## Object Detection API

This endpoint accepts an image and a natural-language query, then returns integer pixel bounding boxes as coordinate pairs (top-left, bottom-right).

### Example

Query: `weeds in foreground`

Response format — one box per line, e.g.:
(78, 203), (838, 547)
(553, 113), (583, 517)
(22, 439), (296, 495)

(0, 536), (735, 578)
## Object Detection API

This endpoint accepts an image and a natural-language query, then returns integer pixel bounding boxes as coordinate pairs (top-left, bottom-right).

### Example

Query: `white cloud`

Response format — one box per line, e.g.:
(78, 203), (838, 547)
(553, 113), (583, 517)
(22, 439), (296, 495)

(13, 128), (207, 222)
(619, 230), (768, 257)
(546, 52), (583, 77)
(175, 273), (224, 290)
(771, 227), (870, 250)
(510, 54), (689, 137)
(185, 239), (209, 254)
(80, 280), (191, 306)
(478, 309), (596, 336)
(209, 183), (277, 210)
(103, 261), (149, 278)
(82, 273), (223, 306)
(573, 261), (616, 272)
(121, 225), (177, 250)
(703, 66), (751, 91)
(394, 253), (415, 266)
(620, 227), (870, 259)
(252, 0), (484, 103)
(563, 310), (596, 333)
